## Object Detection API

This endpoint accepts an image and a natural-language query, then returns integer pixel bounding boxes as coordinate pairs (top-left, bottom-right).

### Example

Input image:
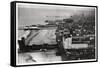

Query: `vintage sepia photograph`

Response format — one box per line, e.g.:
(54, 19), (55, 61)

(11, 1), (98, 66)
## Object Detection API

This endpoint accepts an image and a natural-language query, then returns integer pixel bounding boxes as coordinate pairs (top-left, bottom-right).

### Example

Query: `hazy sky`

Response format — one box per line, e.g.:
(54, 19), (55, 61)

(17, 3), (95, 27)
